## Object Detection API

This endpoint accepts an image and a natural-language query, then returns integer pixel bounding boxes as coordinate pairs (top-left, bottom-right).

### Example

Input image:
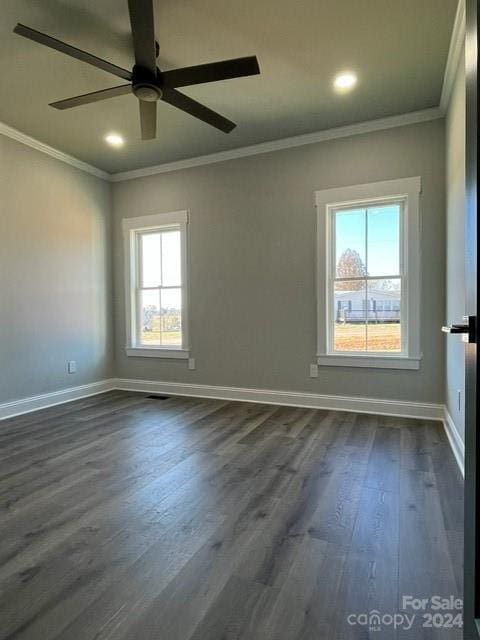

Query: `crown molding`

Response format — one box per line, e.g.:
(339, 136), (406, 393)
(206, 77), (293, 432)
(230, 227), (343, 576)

(0, 107), (444, 184)
(111, 107), (443, 182)
(440, 0), (465, 113)
(0, 122), (110, 180)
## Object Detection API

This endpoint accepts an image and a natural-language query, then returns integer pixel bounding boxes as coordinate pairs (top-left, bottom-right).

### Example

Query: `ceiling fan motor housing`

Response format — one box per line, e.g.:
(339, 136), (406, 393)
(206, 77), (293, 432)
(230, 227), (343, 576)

(132, 65), (162, 101)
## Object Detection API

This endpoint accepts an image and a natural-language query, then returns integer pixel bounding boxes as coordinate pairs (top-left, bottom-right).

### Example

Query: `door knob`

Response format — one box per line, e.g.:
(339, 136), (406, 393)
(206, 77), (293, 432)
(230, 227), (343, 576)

(441, 324), (470, 334)
(442, 316), (476, 342)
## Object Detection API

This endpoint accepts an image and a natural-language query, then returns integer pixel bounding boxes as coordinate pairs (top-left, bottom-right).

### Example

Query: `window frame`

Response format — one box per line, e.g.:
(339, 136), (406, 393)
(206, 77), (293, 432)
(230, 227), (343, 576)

(328, 197), (407, 356)
(122, 210), (190, 359)
(316, 177), (422, 370)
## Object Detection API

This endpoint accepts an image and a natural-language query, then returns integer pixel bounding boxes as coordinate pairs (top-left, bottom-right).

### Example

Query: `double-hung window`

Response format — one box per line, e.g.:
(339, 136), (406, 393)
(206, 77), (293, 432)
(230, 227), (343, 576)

(123, 211), (189, 358)
(316, 177), (421, 369)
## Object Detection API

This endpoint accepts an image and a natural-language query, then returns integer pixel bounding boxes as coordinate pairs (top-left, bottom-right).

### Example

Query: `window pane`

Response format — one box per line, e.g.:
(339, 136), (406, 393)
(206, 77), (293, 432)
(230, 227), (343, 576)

(366, 278), (402, 352)
(140, 289), (160, 345)
(141, 233), (161, 287)
(333, 280), (366, 351)
(160, 288), (182, 346)
(367, 204), (400, 276)
(161, 231), (181, 286)
(335, 209), (366, 279)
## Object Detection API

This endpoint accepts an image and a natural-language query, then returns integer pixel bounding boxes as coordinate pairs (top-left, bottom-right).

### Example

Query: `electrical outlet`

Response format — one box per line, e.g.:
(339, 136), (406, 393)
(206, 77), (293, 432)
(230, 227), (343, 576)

(188, 358), (196, 371)
(309, 364), (319, 378)
(68, 360), (77, 374)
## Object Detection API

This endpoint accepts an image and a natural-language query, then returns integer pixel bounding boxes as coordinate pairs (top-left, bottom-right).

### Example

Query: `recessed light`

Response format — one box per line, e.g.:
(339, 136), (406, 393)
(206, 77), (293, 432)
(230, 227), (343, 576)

(105, 133), (124, 148)
(333, 72), (358, 92)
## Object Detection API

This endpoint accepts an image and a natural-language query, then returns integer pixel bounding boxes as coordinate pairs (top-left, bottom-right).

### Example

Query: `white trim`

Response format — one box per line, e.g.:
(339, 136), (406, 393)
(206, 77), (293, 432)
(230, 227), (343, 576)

(113, 378), (443, 421)
(443, 406), (465, 477)
(122, 210), (188, 231)
(316, 355), (420, 370)
(316, 177), (422, 368)
(0, 122), (109, 180)
(315, 176), (421, 205)
(0, 377), (463, 477)
(111, 109), (443, 182)
(0, 109), (443, 183)
(0, 379), (116, 421)
(440, 0), (466, 113)
(125, 348), (189, 359)
(123, 210), (190, 356)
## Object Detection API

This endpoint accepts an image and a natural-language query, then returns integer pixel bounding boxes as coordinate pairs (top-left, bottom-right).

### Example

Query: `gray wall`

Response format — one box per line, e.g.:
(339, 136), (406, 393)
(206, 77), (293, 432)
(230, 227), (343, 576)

(0, 135), (113, 402)
(113, 119), (446, 403)
(445, 50), (466, 440)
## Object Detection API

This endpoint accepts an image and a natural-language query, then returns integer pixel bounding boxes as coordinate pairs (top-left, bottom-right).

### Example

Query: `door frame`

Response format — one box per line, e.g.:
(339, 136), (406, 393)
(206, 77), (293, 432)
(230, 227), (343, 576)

(464, 0), (479, 637)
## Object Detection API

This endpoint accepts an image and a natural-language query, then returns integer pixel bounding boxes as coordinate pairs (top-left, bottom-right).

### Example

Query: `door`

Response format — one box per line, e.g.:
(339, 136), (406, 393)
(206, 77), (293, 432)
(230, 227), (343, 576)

(465, 0), (479, 636)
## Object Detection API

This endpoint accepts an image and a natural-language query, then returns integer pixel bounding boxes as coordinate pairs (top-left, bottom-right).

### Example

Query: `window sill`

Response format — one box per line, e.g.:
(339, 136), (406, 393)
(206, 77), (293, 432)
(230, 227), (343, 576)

(316, 354), (421, 370)
(126, 347), (189, 359)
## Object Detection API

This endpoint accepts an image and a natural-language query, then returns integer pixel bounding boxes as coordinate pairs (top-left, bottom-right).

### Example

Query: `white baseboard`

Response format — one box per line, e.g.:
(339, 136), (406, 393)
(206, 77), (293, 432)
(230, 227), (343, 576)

(0, 379), (116, 421)
(443, 407), (465, 477)
(2, 377), (463, 475)
(114, 378), (444, 421)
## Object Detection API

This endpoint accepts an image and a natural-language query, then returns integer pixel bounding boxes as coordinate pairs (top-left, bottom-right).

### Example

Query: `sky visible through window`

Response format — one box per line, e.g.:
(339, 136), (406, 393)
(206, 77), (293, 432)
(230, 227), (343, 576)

(335, 204), (400, 278)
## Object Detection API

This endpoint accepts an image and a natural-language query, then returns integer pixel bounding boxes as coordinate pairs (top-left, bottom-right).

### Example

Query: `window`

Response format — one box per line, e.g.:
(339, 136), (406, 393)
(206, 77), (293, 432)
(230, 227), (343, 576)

(123, 211), (189, 358)
(332, 201), (402, 353)
(316, 178), (421, 369)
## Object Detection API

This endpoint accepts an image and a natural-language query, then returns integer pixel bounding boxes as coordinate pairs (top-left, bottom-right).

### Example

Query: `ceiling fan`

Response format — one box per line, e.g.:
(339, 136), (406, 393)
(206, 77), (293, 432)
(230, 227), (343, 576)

(13, 0), (260, 140)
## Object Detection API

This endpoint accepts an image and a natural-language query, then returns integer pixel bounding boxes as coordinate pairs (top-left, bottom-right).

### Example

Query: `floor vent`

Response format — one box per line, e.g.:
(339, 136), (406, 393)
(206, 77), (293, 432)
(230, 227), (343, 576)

(147, 394), (170, 400)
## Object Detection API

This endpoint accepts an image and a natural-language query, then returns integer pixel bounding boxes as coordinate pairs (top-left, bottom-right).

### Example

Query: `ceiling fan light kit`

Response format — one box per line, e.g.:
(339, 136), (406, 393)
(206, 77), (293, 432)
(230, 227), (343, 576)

(13, 0), (260, 141)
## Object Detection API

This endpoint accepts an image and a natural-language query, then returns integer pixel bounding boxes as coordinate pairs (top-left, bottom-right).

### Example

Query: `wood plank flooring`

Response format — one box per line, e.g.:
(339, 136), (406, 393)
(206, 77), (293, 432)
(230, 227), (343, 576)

(0, 391), (463, 639)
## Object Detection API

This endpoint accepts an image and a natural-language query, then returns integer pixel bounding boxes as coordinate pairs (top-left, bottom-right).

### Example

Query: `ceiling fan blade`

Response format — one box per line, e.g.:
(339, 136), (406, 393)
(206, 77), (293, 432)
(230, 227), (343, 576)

(13, 24), (132, 81)
(139, 100), (157, 139)
(127, 0), (157, 74)
(161, 56), (260, 89)
(161, 89), (236, 133)
(50, 84), (132, 110)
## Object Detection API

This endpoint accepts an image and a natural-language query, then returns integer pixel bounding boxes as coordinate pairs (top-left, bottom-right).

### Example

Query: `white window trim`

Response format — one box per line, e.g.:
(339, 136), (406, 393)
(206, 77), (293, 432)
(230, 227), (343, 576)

(122, 210), (190, 359)
(315, 177), (422, 370)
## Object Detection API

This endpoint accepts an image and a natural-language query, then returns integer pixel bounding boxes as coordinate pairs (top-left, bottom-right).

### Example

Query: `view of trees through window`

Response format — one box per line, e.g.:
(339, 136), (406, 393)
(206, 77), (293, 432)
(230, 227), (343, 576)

(333, 204), (402, 352)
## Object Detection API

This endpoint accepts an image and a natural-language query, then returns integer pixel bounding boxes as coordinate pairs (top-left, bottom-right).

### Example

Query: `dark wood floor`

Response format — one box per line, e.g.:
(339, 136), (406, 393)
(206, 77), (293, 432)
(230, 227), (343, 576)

(0, 391), (463, 639)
